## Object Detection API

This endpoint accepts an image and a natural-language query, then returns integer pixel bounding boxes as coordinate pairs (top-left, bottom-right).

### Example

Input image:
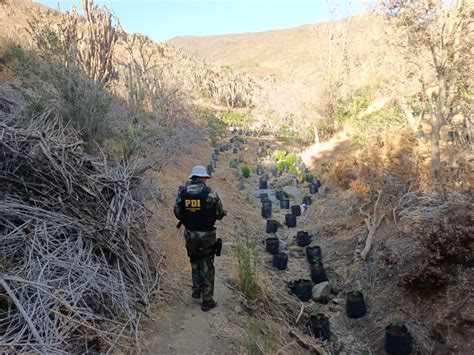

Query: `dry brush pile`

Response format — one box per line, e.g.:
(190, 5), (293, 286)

(0, 104), (161, 352)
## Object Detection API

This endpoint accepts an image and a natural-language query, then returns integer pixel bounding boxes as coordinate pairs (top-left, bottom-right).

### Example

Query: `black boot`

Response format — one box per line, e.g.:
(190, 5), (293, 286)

(192, 290), (202, 299)
(201, 299), (217, 312)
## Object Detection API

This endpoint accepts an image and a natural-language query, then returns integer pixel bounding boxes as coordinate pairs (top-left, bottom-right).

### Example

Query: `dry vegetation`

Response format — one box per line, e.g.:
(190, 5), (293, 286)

(0, 0), (473, 353)
(0, 93), (161, 353)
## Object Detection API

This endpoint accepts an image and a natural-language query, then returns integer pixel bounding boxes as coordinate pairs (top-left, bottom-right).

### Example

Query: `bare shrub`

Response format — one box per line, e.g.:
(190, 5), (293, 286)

(27, 0), (118, 87)
(397, 208), (473, 292)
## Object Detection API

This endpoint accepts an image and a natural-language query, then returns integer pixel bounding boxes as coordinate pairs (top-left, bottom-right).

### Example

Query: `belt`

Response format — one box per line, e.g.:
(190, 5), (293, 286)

(186, 227), (216, 232)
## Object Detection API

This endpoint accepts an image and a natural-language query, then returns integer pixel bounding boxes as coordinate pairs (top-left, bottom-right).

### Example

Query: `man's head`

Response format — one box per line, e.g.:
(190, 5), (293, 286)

(188, 165), (210, 182)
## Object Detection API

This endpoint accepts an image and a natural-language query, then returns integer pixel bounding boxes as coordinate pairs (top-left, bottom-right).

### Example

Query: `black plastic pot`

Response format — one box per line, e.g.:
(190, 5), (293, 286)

(219, 146), (225, 152)
(306, 174), (314, 183)
(309, 314), (330, 341)
(214, 148), (219, 155)
(259, 178), (268, 190)
(239, 156), (244, 163)
(302, 196), (312, 205)
(212, 153), (218, 161)
(262, 200), (272, 210)
(207, 164), (214, 172)
(291, 205), (301, 217)
(306, 246), (322, 264)
(346, 292), (367, 319)
(272, 252), (288, 270)
(266, 219), (278, 233)
(272, 167), (278, 177)
(206, 165), (212, 177)
(256, 165), (264, 175)
(384, 324), (413, 355)
(310, 263), (328, 284)
(212, 161), (217, 169)
(230, 138), (235, 143)
(296, 231), (311, 247)
(280, 198), (290, 209)
(261, 206), (272, 219)
(275, 191), (285, 201)
(260, 192), (269, 202)
(292, 279), (314, 302)
(229, 161), (238, 169)
(276, 170), (282, 177)
(447, 130), (455, 142)
(265, 237), (279, 254)
(314, 179), (321, 188)
(283, 165), (289, 173)
(285, 213), (296, 228)
(309, 183), (319, 194)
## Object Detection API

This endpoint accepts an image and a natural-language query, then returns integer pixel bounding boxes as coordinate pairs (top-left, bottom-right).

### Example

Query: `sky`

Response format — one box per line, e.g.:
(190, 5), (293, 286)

(35, 0), (371, 42)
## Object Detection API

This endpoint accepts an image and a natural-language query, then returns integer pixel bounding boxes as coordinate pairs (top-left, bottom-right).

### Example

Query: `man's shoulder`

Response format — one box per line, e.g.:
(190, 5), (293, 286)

(207, 187), (220, 198)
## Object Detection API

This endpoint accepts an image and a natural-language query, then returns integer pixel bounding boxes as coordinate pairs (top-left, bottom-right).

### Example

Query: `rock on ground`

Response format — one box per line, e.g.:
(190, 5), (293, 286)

(282, 186), (302, 200)
(312, 281), (331, 302)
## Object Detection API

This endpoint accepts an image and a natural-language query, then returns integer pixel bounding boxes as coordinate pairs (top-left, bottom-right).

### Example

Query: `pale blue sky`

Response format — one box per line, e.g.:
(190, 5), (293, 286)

(36, 0), (370, 41)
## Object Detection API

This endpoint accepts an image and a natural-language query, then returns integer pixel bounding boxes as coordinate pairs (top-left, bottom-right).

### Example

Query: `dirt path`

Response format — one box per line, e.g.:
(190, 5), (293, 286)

(139, 137), (268, 354)
(137, 132), (474, 355)
(141, 260), (242, 354)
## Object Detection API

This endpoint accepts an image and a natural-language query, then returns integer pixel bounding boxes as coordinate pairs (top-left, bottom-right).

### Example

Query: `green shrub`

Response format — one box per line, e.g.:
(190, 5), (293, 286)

(288, 165), (298, 176)
(217, 111), (253, 128)
(7, 44), (112, 145)
(242, 165), (250, 178)
(197, 109), (226, 144)
(286, 153), (297, 165)
(276, 160), (288, 172)
(299, 172), (306, 183)
(272, 150), (286, 162)
(236, 227), (260, 300)
(354, 106), (406, 135)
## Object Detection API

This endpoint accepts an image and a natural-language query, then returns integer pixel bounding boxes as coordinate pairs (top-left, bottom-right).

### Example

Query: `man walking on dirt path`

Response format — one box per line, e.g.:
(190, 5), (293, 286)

(174, 165), (226, 312)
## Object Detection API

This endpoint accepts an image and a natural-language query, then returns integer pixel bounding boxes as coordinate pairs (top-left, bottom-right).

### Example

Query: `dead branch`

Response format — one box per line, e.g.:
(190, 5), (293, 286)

(359, 190), (385, 260)
(289, 329), (323, 354)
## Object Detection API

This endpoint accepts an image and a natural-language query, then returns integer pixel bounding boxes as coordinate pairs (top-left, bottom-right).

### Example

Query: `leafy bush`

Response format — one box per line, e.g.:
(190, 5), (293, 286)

(197, 109), (226, 145)
(335, 87), (370, 123)
(6, 44), (112, 145)
(217, 111), (253, 128)
(286, 152), (297, 165)
(242, 165), (250, 178)
(288, 166), (298, 176)
(272, 150), (286, 162)
(276, 160), (289, 172)
(53, 67), (111, 145)
(352, 106), (407, 148)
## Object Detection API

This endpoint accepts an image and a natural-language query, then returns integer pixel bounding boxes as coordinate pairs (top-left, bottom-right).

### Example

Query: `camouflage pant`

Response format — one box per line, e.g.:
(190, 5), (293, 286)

(184, 229), (216, 302)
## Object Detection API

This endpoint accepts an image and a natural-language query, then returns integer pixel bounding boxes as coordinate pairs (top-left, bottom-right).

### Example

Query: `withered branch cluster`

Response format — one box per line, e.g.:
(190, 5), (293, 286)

(0, 109), (162, 353)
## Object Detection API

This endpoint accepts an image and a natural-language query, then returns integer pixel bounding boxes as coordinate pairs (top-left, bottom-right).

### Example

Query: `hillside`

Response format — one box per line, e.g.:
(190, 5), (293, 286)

(169, 13), (388, 81)
(169, 13), (403, 120)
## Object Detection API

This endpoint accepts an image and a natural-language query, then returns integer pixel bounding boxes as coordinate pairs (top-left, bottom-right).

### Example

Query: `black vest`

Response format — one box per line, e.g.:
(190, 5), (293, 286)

(179, 186), (216, 231)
